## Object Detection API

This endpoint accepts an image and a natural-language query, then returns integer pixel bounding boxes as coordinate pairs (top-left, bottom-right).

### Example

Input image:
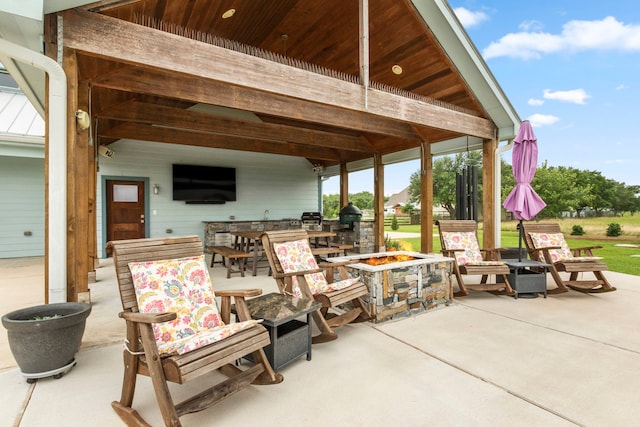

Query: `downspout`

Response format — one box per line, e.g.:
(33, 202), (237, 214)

(495, 138), (514, 247)
(0, 37), (67, 303)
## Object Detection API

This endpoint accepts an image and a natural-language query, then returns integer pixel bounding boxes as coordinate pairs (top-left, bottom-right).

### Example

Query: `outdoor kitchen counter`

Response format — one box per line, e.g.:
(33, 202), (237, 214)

(327, 252), (455, 323)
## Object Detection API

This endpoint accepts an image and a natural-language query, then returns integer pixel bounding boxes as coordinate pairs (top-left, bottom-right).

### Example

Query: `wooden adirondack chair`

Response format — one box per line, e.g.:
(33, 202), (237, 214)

(261, 229), (370, 344)
(436, 220), (514, 297)
(106, 235), (283, 427)
(522, 222), (616, 294)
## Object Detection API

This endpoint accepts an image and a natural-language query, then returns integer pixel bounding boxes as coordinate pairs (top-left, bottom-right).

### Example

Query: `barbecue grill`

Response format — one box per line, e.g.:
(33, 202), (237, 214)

(301, 212), (323, 225)
(339, 203), (362, 230)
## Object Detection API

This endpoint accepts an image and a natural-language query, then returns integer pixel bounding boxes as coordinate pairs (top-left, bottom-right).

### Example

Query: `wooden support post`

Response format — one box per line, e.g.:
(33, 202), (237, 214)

(340, 162), (349, 209)
(420, 141), (433, 253)
(63, 48), (90, 303)
(373, 153), (384, 251)
(482, 138), (497, 250)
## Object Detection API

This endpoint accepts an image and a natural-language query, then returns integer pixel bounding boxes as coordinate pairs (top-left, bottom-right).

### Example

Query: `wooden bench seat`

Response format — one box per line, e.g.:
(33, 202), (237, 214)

(208, 246), (250, 278)
(311, 247), (344, 258)
(314, 241), (353, 256)
(329, 242), (353, 256)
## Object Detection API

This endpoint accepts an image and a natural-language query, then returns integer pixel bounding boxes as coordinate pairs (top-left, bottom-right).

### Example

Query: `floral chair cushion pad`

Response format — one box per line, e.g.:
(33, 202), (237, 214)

(440, 231), (491, 266)
(274, 239), (359, 298)
(528, 233), (602, 263)
(128, 255), (260, 356)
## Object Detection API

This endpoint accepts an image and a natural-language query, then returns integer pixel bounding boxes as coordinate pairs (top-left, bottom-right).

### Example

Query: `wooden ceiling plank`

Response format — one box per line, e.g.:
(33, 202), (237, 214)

(61, 8), (496, 139)
(97, 100), (374, 152)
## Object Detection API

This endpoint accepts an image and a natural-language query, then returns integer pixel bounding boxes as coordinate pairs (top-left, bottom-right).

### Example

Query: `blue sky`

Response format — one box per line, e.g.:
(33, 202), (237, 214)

(323, 0), (640, 196)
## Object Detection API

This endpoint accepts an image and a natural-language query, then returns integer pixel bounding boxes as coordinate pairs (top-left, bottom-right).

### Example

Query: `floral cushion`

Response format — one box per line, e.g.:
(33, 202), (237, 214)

(528, 233), (603, 263)
(528, 232), (572, 263)
(128, 255), (260, 356)
(274, 239), (359, 297)
(440, 231), (485, 266)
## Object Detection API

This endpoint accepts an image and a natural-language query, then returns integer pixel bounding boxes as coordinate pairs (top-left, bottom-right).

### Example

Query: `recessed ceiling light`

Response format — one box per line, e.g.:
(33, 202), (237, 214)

(222, 9), (236, 19)
(392, 65), (403, 75)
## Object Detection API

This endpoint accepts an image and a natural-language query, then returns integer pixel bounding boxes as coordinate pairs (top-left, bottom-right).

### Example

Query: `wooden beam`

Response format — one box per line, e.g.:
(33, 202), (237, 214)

(61, 9), (496, 139)
(91, 66), (422, 142)
(63, 48), (90, 303)
(420, 141), (433, 254)
(482, 139), (497, 250)
(340, 162), (349, 209)
(98, 100), (374, 152)
(373, 153), (384, 251)
(99, 123), (354, 161)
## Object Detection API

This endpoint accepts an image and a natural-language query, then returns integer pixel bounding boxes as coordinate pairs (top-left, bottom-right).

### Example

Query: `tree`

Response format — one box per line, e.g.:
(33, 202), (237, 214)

(390, 214), (399, 230)
(575, 170), (614, 216)
(408, 150), (483, 218)
(500, 158), (516, 197)
(349, 191), (374, 210)
(532, 163), (587, 218)
(322, 194), (340, 219)
(400, 203), (415, 216)
(322, 191), (376, 219)
(611, 183), (640, 216)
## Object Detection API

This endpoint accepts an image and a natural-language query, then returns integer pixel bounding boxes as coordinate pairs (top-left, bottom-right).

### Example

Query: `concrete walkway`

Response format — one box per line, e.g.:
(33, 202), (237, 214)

(1, 256), (638, 426)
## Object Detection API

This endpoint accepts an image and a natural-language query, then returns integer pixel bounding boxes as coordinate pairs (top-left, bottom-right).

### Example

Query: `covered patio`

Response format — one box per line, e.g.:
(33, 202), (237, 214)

(0, 0), (519, 303)
(1, 256), (638, 426)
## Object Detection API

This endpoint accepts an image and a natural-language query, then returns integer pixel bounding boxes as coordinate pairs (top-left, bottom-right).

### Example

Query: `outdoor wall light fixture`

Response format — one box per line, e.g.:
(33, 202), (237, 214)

(153, 184), (160, 195)
(75, 109), (90, 130)
(392, 65), (403, 75)
(98, 145), (114, 159)
(222, 9), (235, 19)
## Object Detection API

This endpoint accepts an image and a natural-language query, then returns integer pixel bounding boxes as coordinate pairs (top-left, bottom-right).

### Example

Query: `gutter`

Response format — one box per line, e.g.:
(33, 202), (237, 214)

(495, 139), (514, 247)
(0, 37), (68, 303)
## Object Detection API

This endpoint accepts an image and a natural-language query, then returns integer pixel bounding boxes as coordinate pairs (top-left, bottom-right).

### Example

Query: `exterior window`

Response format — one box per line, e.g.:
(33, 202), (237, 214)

(113, 184), (138, 202)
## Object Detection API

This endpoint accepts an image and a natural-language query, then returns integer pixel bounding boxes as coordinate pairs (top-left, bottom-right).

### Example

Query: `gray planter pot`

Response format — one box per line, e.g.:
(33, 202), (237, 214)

(2, 302), (91, 381)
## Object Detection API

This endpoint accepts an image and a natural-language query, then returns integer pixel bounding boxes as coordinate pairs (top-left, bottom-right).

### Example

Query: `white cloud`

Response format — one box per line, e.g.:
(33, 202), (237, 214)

(616, 84), (629, 91)
(519, 20), (544, 32)
(453, 7), (489, 28)
(527, 113), (559, 127)
(543, 88), (590, 104)
(483, 16), (640, 59)
(528, 98), (544, 106)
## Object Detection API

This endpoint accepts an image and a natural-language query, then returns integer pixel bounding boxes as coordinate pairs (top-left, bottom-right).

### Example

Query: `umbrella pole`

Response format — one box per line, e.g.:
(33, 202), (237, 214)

(518, 220), (523, 262)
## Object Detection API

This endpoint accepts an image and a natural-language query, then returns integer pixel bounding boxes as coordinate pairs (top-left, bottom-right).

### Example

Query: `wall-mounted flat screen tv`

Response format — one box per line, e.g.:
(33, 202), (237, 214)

(172, 164), (236, 203)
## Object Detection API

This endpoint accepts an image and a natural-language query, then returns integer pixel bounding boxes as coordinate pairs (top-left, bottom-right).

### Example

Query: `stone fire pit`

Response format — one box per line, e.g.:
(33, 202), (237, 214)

(327, 251), (454, 323)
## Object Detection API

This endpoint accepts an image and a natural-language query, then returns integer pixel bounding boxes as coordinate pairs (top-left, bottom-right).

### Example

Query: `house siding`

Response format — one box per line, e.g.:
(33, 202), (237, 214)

(97, 139), (320, 257)
(0, 156), (45, 258)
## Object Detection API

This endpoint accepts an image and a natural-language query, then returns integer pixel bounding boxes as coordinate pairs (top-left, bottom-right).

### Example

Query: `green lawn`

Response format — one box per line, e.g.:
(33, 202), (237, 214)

(385, 219), (640, 276)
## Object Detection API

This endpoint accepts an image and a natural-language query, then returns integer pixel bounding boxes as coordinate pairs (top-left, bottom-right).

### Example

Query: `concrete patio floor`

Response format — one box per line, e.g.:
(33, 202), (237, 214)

(1, 255), (639, 427)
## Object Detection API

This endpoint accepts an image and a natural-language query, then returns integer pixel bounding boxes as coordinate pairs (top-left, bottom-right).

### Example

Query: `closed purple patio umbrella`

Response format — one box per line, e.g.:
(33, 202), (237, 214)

(503, 120), (546, 261)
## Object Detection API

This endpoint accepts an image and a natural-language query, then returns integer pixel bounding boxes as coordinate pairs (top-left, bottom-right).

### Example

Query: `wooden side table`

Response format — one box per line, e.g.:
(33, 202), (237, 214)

(243, 293), (321, 371)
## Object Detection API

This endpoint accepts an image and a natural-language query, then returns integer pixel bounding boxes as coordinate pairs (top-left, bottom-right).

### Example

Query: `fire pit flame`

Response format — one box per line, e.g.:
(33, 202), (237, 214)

(361, 254), (416, 266)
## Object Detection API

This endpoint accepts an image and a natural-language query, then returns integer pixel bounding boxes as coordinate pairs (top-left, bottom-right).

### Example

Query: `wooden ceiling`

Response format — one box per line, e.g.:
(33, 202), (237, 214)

(50, 0), (494, 168)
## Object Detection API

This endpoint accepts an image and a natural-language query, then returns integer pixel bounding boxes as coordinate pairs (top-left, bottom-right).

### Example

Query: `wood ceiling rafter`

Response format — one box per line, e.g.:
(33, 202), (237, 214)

(96, 100), (375, 153)
(99, 122), (359, 162)
(89, 65), (424, 142)
(60, 8), (496, 139)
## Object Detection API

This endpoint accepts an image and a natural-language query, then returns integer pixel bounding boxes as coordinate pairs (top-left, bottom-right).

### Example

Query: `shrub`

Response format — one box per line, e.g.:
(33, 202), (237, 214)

(606, 223), (622, 237)
(390, 214), (399, 230)
(570, 225), (585, 236)
(384, 235), (401, 250)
